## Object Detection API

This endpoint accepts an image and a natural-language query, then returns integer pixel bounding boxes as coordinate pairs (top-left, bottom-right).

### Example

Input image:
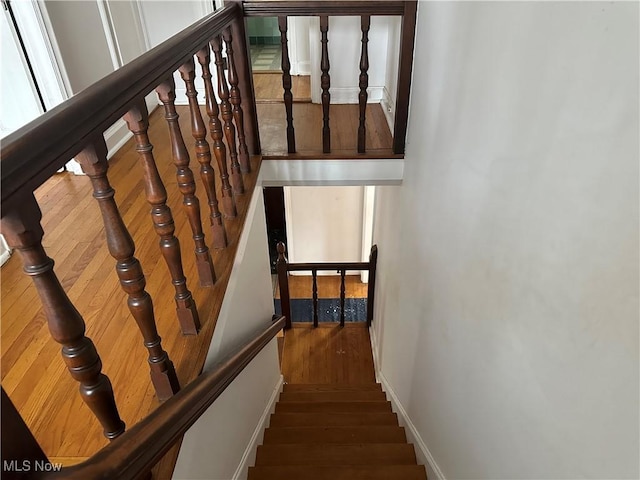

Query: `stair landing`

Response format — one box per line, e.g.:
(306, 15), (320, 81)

(253, 323), (427, 479)
(280, 322), (376, 385)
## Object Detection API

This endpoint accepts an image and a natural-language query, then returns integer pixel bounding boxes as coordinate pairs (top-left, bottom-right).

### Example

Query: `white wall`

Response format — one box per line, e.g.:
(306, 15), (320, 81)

(372, 2), (639, 479)
(174, 181), (281, 480)
(284, 186), (364, 267)
(309, 16), (398, 105)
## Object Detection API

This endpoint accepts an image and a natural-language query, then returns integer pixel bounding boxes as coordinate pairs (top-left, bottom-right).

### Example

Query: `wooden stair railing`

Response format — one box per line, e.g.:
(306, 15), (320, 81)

(276, 242), (378, 329)
(239, 0), (418, 156)
(1, 317), (286, 480)
(0, 0), (257, 449)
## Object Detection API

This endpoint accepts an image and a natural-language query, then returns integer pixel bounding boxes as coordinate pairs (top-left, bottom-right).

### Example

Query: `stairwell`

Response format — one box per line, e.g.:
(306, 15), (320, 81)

(248, 324), (427, 480)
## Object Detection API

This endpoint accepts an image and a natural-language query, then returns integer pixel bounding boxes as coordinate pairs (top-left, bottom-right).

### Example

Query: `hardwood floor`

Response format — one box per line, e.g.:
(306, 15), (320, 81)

(2, 92), (394, 474)
(257, 102), (395, 157)
(281, 323), (375, 385)
(254, 73), (311, 103)
(1, 105), (262, 467)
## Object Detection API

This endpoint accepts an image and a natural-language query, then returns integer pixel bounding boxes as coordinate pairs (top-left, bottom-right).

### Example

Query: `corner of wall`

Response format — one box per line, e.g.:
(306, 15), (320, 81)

(232, 374), (284, 480)
(369, 327), (446, 480)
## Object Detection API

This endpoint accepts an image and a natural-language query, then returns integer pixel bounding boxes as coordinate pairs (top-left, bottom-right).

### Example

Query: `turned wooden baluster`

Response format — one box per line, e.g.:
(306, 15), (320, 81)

(276, 242), (292, 330)
(358, 15), (371, 154)
(76, 138), (180, 400)
(320, 16), (331, 154)
(367, 244), (378, 327)
(124, 102), (200, 336)
(156, 78), (216, 287)
(312, 269), (318, 327)
(223, 27), (251, 174)
(179, 59), (228, 249)
(339, 268), (346, 326)
(197, 47), (237, 219)
(211, 35), (244, 195)
(278, 16), (296, 154)
(1, 196), (125, 438)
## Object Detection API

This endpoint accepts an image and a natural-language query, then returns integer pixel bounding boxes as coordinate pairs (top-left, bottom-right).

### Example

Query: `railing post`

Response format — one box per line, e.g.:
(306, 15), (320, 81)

(320, 15), (331, 154)
(211, 35), (245, 195)
(227, 1), (261, 155)
(124, 101), (200, 336)
(179, 57), (228, 249)
(312, 269), (318, 327)
(2, 387), (49, 477)
(392, 0), (417, 154)
(156, 77), (216, 287)
(367, 244), (378, 327)
(276, 242), (292, 330)
(223, 26), (251, 173)
(278, 16), (296, 154)
(339, 268), (346, 326)
(358, 15), (371, 154)
(77, 137), (181, 401)
(197, 46), (237, 219)
(0, 196), (126, 440)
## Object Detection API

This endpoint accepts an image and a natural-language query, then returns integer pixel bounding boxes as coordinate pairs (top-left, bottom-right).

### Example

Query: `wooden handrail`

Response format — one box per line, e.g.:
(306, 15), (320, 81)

(286, 262), (370, 271)
(275, 242), (378, 329)
(0, 3), (240, 212)
(43, 317), (286, 480)
(242, 1), (406, 16)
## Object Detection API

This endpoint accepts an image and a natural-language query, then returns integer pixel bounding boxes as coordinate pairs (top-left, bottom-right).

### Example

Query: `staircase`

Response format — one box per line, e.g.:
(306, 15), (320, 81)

(248, 383), (427, 480)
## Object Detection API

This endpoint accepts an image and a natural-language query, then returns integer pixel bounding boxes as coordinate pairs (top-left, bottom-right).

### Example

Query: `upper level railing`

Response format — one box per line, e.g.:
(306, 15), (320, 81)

(0, 1), (413, 478)
(240, 0), (417, 156)
(276, 242), (378, 329)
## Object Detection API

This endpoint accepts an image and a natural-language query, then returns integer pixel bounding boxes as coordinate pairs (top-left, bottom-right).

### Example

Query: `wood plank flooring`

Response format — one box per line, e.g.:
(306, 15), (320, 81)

(257, 103), (395, 157)
(254, 73), (311, 103)
(281, 323), (375, 385)
(1, 105), (262, 468)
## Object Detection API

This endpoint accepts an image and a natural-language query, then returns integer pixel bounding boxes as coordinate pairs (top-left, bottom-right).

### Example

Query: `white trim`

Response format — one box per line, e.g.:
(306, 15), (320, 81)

(104, 120), (134, 159)
(360, 186), (375, 283)
(381, 85), (395, 132)
(133, 0), (152, 51)
(35, 1), (73, 97)
(294, 61), (311, 76)
(96, 0), (123, 70)
(329, 86), (385, 105)
(0, 235), (12, 267)
(283, 186), (296, 263)
(261, 159), (404, 186)
(369, 328), (446, 480)
(232, 375), (284, 480)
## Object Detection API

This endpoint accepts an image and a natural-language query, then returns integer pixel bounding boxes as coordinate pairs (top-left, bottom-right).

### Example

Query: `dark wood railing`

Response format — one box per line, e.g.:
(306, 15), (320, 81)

(240, 0), (417, 156)
(2, 318), (286, 480)
(276, 242), (378, 329)
(1, 0), (257, 459)
(1, 1), (409, 478)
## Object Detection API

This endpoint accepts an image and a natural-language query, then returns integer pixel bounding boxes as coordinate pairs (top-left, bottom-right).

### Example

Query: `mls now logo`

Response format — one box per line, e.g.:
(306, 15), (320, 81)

(3, 460), (63, 472)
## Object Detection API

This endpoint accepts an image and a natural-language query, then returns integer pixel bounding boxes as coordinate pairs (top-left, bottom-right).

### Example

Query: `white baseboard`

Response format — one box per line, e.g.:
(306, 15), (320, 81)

(232, 375), (284, 480)
(381, 85), (395, 132)
(104, 119), (133, 160)
(328, 86), (385, 105)
(293, 60), (310, 76)
(0, 235), (11, 267)
(369, 328), (446, 480)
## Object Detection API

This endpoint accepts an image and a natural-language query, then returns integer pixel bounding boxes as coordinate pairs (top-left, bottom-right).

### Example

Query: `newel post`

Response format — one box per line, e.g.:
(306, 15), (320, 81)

(367, 244), (378, 327)
(276, 242), (292, 330)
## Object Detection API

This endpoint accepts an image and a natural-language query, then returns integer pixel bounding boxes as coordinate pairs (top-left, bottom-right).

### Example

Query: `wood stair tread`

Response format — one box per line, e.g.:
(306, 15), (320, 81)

(279, 390), (387, 402)
(255, 443), (417, 466)
(282, 383), (383, 392)
(275, 400), (392, 413)
(248, 464), (428, 480)
(269, 412), (399, 427)
(263, 426), (406, 444)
